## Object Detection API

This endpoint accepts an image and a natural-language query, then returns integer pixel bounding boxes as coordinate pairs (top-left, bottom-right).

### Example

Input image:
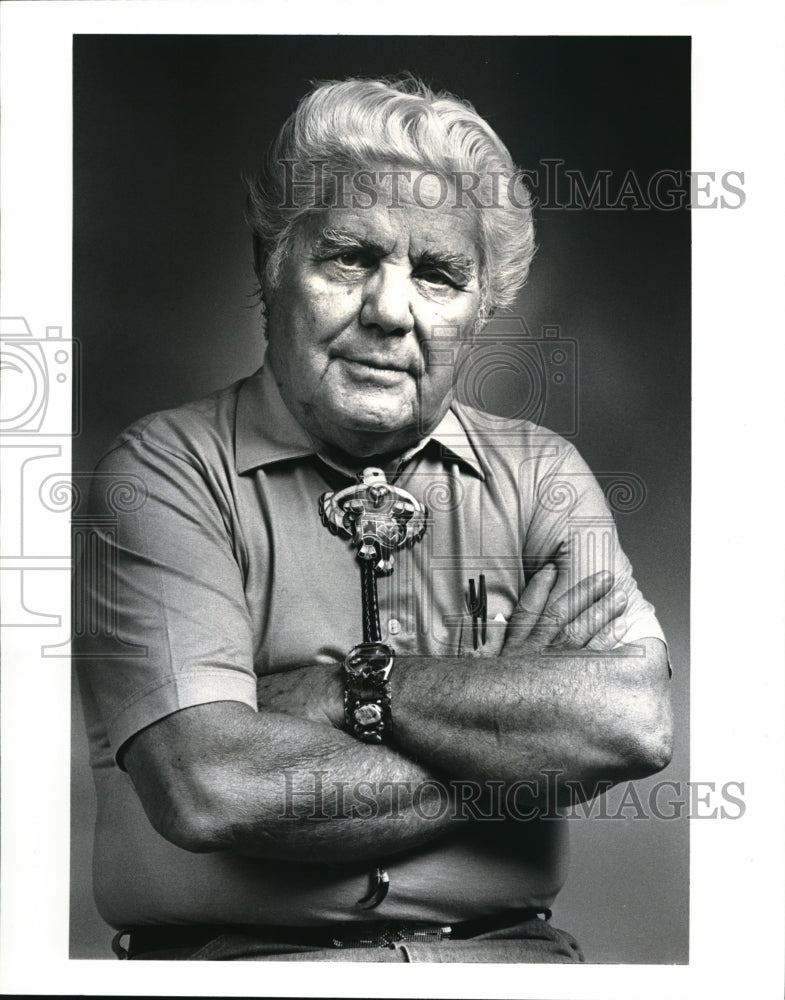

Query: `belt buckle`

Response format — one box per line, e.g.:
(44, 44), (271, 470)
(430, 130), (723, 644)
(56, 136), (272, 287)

(331, 922), (453, 949)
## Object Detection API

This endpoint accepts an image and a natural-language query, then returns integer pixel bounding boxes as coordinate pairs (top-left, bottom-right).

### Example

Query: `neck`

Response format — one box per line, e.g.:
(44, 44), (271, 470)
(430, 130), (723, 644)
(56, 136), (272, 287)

(311, 439), (422, 479)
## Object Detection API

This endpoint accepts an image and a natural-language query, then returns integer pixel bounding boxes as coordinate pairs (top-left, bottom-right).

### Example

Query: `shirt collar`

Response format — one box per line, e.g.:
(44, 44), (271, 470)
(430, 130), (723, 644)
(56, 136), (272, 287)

(235, 364), (485, 480)
(428, 406), (486, 480)
(235, 365), (314, 473)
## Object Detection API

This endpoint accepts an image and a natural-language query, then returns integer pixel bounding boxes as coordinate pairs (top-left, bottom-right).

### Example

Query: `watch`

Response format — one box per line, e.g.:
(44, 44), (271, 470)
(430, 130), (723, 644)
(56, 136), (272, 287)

(343, 642), (395, 744)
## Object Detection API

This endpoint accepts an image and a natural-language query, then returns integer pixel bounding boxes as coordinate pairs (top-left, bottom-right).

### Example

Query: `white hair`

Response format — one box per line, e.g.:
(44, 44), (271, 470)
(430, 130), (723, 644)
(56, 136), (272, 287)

(246, 75), (536, 322)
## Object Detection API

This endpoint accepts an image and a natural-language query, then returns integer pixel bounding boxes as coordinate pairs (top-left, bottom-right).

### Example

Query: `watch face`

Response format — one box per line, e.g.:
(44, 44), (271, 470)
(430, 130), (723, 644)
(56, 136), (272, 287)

(344, 642), (394, 675)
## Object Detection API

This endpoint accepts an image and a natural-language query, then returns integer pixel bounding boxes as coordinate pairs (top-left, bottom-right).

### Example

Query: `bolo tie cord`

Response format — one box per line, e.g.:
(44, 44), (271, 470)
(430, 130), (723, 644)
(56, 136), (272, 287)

(360, 558), (382, 644)
(358, 558), (388, 906)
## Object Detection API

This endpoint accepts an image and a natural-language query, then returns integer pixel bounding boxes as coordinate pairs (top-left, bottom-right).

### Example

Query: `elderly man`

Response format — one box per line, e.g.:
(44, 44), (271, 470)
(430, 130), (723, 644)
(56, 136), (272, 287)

(77, 76), (672, 962)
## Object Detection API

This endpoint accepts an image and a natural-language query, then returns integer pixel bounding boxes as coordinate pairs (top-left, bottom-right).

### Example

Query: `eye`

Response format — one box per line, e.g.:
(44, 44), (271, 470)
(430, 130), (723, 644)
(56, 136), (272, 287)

(416, 267), (459, 289)
(335, 250), (373, 269)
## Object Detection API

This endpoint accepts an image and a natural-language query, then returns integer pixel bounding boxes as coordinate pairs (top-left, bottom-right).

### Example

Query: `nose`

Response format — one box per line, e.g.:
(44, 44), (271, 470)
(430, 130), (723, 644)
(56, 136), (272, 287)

(359, 263), (415, 336)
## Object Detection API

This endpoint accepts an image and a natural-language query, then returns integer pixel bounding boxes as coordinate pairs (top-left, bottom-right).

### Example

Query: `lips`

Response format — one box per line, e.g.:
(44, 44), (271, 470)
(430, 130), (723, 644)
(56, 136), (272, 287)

(341, 356), (412, 373)
(339, 355), (421, 382)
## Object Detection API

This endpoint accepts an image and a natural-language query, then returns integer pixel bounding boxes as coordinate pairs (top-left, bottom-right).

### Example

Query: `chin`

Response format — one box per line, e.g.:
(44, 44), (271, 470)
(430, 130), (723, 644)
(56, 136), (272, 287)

(328, 415), (421, 458)
(334, 401), (415, 435)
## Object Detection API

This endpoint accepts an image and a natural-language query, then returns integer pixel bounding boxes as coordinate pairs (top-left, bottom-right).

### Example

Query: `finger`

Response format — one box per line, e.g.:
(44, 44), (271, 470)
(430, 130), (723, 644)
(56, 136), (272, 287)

(529, 569), (615, 645)
(553, 588), (627, 649)
(585, 615), (630, 651)
(505, 563), (558, 643)
(517, 563), (559, 615)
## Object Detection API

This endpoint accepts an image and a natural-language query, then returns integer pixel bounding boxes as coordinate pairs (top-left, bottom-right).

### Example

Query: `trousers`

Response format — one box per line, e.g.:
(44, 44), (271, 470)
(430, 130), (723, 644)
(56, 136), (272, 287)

(123, 913), (585, 963)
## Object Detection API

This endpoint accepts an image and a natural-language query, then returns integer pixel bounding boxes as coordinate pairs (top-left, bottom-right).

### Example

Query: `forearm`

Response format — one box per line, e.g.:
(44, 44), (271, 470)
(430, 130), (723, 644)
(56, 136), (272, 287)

(261, 638), (673, 806)
(393, 639), (673, 798)
(122, 701), (454, 863)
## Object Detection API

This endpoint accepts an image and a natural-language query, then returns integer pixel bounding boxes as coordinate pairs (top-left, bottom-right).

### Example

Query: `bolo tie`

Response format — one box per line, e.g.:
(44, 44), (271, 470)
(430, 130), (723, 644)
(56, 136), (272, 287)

(319, 466), (429, 644)
(319, 466), (429, 908)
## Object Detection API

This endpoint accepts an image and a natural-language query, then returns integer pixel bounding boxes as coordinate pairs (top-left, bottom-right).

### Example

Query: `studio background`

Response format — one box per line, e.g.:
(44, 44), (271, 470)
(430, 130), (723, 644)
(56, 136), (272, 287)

(71, 35), (690, 963)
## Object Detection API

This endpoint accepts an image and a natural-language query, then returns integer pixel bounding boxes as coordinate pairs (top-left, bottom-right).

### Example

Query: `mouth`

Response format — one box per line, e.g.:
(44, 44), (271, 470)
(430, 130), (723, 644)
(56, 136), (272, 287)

(339, 357), (416, 382)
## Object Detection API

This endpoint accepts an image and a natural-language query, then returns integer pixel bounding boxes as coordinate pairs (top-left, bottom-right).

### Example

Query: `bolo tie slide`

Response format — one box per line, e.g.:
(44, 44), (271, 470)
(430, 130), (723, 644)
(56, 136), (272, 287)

(320, 467), (429, 908)
(319, 467), (429, 643)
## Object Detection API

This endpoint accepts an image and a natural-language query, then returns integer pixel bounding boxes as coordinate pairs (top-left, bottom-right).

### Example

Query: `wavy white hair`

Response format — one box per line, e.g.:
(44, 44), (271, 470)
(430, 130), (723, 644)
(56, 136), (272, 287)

(246, 76), (536, 324)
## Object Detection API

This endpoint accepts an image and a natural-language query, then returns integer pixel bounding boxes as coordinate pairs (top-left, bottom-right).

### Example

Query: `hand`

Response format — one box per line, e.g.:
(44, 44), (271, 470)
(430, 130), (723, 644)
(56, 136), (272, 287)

(256, 663), (344, 729)
(501, 563), (629, 655)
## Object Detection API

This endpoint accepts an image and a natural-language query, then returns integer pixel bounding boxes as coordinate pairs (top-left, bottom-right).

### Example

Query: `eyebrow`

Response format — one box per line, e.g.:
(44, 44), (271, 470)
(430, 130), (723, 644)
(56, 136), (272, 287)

(313, 228), (389, 258)
(417, 249), (476, 284)
(313, 228), (477, 283)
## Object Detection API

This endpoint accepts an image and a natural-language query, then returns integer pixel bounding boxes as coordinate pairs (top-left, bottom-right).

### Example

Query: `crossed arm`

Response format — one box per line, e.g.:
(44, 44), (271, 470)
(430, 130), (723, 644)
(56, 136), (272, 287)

(122, 563), (672, 863)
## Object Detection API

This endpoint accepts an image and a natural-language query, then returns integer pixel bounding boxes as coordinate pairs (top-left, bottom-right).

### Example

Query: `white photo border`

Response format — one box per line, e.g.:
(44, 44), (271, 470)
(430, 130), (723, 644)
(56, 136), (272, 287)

(1, 1), (783, 997)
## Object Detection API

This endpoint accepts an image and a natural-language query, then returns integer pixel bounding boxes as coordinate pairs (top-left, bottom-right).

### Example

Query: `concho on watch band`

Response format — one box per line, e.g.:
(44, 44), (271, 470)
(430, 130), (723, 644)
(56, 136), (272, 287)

(343, 641), (395, 743)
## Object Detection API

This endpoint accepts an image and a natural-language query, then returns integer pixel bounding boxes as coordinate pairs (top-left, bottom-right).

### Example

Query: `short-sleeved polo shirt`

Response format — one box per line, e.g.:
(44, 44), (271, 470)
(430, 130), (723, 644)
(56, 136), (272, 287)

(77, 364), (665, 929)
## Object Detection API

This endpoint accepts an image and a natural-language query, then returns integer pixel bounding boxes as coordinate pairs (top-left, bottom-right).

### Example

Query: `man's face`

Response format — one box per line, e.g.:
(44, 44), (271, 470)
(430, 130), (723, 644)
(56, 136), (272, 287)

(265, 172), (483, 459)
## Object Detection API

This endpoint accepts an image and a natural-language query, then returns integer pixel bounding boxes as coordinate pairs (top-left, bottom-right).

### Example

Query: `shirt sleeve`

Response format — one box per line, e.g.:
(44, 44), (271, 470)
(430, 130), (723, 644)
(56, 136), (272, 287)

(522, 437), (668, 651)
(76, 422), (258, 765)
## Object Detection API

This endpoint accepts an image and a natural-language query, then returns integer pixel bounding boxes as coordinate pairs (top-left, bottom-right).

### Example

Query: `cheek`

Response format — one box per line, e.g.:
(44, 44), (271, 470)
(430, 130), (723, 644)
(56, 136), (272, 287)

(414, 297), (479, 361)
(422, 365), (456, 399)
(416, 286), (480, 327)
(300, 285), (360, 343)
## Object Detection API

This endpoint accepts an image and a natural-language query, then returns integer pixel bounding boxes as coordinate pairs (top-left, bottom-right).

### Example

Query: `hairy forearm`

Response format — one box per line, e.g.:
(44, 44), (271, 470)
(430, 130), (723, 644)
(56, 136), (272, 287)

(260, 638), (672, 805)
(124, 634), (670, 859)
(393, 639), (673, 797)
(122, 701), (454, 863)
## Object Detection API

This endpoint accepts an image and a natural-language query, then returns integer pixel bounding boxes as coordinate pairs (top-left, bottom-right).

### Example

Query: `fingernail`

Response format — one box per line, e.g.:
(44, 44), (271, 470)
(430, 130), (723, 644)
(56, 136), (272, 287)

(543, 562), (556, 574)
(613, 588), (627, 606)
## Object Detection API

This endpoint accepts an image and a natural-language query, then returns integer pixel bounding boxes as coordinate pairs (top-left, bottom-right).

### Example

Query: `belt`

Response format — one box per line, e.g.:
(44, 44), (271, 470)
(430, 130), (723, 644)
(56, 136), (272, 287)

(114, 907), (552, 959)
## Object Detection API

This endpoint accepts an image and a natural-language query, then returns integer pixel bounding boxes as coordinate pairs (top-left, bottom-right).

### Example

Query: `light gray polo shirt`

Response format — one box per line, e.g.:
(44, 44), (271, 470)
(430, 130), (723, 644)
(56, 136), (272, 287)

(77, 364), (665, 929)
